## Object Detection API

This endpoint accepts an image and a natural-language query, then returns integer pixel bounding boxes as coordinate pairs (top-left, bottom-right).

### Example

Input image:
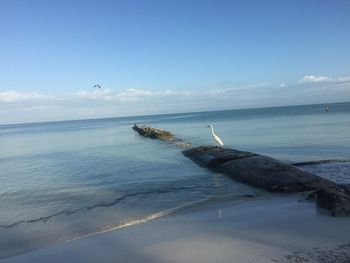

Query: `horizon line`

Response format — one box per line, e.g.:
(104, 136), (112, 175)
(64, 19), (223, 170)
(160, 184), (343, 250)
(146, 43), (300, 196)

(1, 100), (349, 127)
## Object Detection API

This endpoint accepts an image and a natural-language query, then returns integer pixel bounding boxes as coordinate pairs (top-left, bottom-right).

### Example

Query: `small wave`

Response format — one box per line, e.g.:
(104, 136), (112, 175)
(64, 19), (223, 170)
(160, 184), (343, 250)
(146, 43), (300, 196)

(62, 192), (259, 243)
(0, 186), (204, 229)
(0, 184), (225, 229)
(292, 159), (350, 166)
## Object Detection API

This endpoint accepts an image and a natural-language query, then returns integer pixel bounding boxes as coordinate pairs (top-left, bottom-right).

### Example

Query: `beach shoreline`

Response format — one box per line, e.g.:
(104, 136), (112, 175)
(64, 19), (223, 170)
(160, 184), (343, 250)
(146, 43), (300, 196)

(1, 194), (350, 263)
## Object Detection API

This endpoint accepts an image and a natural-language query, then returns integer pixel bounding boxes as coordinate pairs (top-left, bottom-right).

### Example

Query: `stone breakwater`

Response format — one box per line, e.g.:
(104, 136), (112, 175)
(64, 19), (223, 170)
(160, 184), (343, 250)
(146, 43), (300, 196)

(183, 146), (335, 193)
(132, 124), (174, 141)
(133, 124), (192, 148)
(133, 125), (350, 216)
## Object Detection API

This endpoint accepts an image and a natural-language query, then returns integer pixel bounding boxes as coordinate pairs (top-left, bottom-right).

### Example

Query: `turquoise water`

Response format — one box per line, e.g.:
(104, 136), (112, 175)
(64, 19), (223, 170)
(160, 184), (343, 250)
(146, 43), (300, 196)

(0, 102), (350, 258)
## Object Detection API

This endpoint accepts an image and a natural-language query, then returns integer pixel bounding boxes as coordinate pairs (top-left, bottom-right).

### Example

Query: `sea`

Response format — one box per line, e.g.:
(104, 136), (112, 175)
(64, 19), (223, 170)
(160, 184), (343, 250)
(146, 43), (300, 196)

(0, 102), (350, 259)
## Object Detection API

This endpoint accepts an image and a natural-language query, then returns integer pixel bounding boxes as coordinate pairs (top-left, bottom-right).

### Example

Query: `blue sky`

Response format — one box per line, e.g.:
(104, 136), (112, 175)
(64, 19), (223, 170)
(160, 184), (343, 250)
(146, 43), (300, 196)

(1, 0), (350, 124)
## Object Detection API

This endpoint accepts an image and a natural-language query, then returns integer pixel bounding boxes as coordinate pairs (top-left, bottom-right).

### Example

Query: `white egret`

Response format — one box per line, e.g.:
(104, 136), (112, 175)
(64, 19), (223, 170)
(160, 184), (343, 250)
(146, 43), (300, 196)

(207, 124), (224, 146)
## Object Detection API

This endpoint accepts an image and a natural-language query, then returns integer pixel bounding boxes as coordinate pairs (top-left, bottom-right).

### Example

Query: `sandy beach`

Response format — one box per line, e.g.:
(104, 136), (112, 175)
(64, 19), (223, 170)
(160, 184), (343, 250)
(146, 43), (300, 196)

(1, 194), (350, 263)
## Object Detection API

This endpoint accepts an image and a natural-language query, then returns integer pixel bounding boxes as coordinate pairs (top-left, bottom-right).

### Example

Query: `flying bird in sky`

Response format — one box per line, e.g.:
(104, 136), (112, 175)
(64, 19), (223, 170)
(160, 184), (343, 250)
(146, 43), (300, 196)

(93, 85), (101, 89)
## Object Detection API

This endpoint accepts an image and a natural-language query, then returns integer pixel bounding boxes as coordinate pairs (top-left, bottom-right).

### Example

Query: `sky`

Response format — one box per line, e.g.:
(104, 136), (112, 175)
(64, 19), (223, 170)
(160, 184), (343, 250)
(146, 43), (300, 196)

(0, 0), (350, 124)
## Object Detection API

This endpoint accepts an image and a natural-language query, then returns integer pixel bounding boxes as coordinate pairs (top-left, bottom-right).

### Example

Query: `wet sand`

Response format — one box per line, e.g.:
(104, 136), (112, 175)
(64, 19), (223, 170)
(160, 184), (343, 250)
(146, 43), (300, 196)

(1, 194), (350, 263)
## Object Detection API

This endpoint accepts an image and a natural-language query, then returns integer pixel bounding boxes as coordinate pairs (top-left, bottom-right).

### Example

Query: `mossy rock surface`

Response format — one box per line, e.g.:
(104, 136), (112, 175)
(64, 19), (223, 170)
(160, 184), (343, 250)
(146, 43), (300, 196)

(133, 124), (174, 141)
(184, 146), (350, 216)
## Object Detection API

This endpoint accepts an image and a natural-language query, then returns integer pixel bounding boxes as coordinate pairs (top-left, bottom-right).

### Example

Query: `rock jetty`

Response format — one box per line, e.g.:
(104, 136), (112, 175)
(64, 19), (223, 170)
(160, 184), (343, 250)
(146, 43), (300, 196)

(133, 124), (192, 148)
(183, 146), (336, 192)
(183, 146), (350, 216)
(132, 125), (350, 216)
(133, 124), (174, 141)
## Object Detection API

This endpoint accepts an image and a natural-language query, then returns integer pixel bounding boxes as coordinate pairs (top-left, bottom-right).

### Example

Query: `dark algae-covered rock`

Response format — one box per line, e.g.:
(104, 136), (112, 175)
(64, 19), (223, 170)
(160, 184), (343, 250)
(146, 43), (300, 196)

(132, 124), (192, 148)
(183, 146), (350, 216)
(310, 185), (350, 217)
(183, 146), (336, 193)
(133, 124), (174, 141)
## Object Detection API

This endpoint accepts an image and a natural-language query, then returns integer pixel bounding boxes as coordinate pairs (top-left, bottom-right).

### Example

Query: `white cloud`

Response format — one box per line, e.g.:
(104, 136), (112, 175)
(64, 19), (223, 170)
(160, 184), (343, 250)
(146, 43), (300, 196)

(115, 88), (153, 101)
(299, 75), (330, 83)
(73, 88), (155, 102)
(0, 90), (46, 102)
(72, 88), (192, 102)
(280, 83), (286, 88)
(336, 76), (350, 82)
(73, 88), (113, 100)
(209, 83), (270, 94)
(23, 105), (60, 112)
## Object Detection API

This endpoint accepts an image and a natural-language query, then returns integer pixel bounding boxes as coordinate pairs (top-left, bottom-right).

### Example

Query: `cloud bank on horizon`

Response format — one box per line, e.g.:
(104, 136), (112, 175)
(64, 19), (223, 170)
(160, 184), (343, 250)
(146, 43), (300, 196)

(1, 74), (349, 124)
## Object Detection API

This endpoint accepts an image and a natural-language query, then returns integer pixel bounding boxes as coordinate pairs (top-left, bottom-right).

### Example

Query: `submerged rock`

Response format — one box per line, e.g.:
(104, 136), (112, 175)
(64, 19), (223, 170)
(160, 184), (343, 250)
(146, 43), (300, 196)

(310, 185), (350, 217)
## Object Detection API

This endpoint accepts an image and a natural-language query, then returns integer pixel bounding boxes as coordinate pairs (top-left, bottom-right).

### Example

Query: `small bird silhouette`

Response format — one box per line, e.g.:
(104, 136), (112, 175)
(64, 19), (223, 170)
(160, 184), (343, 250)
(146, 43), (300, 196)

(93, 85), (101, 89)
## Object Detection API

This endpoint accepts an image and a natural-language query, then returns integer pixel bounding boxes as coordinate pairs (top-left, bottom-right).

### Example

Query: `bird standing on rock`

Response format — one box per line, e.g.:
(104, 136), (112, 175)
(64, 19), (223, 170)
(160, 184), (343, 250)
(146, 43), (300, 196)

(207, 124), (224, 146)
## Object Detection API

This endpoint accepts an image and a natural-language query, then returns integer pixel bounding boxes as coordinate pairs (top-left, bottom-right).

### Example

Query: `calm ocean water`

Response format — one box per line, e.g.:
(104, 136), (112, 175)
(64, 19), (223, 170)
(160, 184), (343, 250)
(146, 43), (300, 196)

(1, 102), (350, 258)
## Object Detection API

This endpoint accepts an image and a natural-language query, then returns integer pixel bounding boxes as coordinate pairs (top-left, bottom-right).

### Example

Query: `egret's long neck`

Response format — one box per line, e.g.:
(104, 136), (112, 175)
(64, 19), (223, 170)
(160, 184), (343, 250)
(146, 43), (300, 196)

(210, 126), (215, 136)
